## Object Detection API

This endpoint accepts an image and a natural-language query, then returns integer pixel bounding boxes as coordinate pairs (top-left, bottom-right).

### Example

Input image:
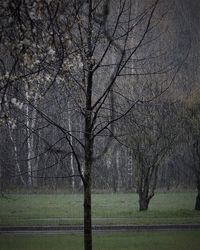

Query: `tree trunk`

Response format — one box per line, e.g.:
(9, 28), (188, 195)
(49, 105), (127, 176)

(127, 148), (133, 190)
(0, 163), (2, 194)
(68, 101), (75, 191)
(7, 124), (26, 186)
(25, 84), (38, 188)
(111, 147), (117, 193)
(138, 191), (150, 211)
(84, 123), (93, 250)
(84, 158), (92, 250)
(116, 150), (122, 191)
(195, 179), (200, 210)
(84, 68), (93, 249)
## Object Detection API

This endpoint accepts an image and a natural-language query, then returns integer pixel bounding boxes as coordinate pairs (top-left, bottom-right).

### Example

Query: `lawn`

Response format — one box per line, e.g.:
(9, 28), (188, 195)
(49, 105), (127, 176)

(0, 192), (200, 226)
(1, 231), (200, 250)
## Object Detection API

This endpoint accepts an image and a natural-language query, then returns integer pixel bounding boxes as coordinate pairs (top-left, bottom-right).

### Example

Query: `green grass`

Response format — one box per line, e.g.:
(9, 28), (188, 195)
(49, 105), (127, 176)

(1, 231), (200, 250)
(0, 192), (200, 226)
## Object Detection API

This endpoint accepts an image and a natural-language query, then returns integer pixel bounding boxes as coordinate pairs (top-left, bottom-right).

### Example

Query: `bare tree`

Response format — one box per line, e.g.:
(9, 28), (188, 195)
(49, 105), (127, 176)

(124, 100), (180, 210)
(0, 0), (183, 249)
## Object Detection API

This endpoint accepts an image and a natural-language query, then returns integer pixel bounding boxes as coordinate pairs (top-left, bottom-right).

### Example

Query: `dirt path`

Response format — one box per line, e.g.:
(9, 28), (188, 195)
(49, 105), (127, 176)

(1, 224), (200, 235)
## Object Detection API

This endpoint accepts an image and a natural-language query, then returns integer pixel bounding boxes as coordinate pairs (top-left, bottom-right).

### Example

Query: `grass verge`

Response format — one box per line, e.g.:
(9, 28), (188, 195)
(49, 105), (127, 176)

(0, 192), (200, 226)
(0, 231), (200, 250)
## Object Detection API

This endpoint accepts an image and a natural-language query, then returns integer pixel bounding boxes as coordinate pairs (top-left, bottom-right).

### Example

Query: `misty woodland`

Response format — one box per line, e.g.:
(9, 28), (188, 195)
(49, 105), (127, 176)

(0, 1), (200, 249)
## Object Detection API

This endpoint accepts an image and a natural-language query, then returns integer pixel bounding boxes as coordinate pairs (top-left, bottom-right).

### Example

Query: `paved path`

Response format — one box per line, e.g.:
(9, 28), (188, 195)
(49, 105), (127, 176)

(1, 224), (200, 234)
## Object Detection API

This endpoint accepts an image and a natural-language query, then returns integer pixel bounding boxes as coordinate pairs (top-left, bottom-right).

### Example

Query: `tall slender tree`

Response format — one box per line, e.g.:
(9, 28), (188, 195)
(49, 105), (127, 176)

(0, 1), (184, 249)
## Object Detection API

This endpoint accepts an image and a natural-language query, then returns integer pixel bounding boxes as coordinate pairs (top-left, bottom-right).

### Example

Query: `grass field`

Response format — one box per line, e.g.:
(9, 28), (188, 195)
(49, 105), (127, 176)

(0, 192), (200, 226)
(1, 231), (200, 250)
